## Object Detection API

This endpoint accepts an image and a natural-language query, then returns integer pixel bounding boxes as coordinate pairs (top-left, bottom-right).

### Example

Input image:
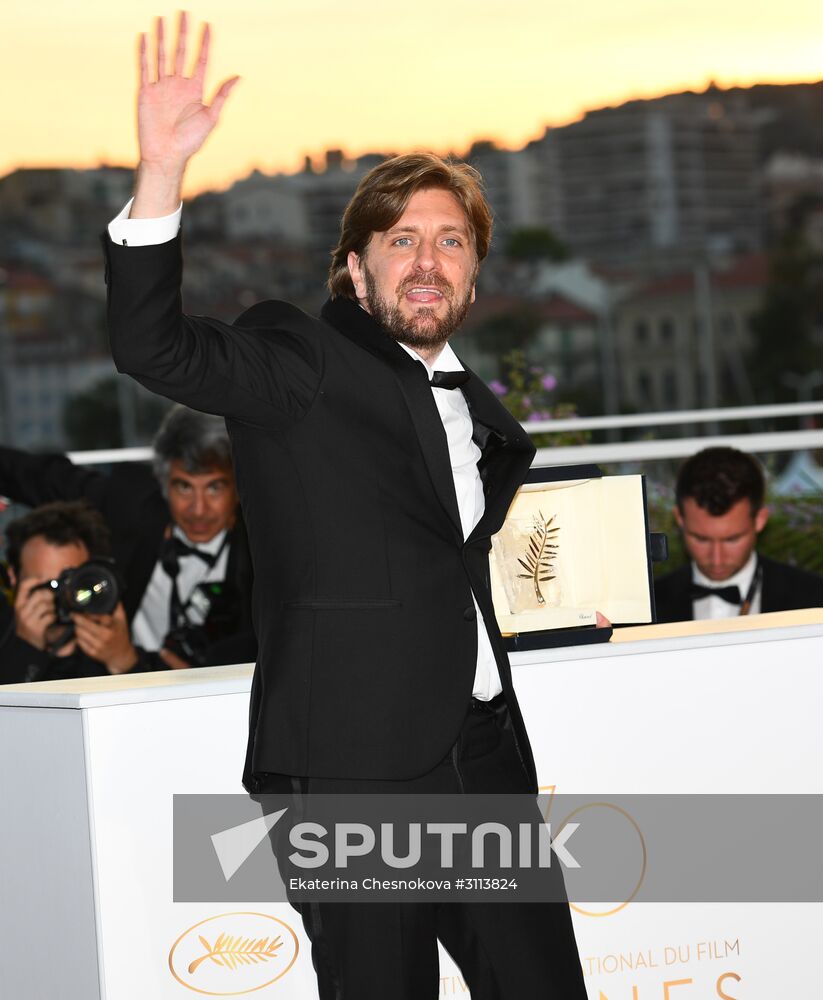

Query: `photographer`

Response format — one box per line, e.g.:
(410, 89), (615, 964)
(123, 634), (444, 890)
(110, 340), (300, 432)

(0, 501), (150, 683)
(0, 405), (255, 670)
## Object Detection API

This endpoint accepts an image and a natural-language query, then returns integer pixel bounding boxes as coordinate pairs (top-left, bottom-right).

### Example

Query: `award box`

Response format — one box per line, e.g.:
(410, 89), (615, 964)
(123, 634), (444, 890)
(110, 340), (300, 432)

(490, 465), (659, 650)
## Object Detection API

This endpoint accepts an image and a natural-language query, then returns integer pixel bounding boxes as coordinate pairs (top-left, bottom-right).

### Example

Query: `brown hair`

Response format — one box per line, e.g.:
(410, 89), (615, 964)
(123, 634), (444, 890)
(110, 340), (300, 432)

(676, 447), (765, 516)
(5, 500), (112, 576)
(328, 152), (493, 299)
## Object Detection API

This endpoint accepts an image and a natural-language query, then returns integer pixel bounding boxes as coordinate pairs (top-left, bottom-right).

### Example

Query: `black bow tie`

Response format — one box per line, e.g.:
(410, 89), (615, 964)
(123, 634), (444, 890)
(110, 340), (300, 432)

(160, 536), (218, 577)
(430, 370), (470, 390)
(689, 583), (742, 605)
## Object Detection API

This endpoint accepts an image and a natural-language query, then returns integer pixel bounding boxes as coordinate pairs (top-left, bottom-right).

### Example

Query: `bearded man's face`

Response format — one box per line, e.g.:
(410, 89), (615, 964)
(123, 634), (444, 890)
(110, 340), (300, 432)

(347, 187), (477, 357)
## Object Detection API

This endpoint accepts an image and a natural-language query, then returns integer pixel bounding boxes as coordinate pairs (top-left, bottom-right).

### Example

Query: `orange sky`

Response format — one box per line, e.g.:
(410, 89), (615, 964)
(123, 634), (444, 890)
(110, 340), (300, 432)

(2, 1), (823, 196)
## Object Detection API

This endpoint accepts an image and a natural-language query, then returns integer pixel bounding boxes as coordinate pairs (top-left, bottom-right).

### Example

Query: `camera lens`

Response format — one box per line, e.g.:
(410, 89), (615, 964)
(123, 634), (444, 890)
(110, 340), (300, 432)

(72, 577), (111, 609)
(64, 561), (120, 615)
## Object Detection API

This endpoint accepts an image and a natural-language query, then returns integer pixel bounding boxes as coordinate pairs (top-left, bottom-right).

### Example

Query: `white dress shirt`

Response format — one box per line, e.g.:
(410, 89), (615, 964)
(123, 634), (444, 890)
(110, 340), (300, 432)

(691, 551), (761, 620)
(109, 202), (503, 697)
(108, 199), (182, 246)
(131, 527), (230, 651)
(397, 342), (502, 700)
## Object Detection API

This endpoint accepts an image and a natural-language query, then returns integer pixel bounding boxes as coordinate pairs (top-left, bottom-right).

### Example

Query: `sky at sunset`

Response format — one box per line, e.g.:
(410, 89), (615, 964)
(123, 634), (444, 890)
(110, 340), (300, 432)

(3, 1), (823, 196)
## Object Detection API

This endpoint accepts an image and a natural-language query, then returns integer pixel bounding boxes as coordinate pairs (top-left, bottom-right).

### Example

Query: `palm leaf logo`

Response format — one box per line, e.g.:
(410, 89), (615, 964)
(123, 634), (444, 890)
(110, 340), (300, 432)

(188, 933), (282, 974)
(516, 511), (559, 605)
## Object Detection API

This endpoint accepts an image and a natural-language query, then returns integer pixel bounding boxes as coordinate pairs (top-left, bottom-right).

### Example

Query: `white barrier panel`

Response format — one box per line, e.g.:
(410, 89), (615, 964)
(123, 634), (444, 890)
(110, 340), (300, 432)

(1, 618), (822, 999)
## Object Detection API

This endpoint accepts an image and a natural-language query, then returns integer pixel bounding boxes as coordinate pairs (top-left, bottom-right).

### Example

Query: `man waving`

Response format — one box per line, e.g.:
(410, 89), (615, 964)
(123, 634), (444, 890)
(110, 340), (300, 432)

(105, 13), (585, 998)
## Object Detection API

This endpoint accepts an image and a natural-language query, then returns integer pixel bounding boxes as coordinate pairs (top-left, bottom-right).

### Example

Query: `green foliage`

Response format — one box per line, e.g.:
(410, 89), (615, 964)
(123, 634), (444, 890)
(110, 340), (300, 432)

(62, 376), (170, 450)
(505, 227), (570, 263)
(490, 350), (590, 449)
(472, 305), (542, 358)
(646, 496), (687, 576)
(63, 378), (122, 450)
(748, 232), (823, 401)
(758, 496), (823, 574)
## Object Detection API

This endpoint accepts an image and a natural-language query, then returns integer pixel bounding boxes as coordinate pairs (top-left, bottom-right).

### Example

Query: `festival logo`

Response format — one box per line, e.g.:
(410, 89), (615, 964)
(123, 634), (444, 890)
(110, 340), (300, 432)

(540, 786), (647, 917)
(169, 911), (299, 995)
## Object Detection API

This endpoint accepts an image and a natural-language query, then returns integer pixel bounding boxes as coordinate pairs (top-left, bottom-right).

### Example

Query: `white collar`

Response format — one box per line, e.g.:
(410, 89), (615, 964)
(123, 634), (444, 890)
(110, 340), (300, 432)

(172, 525), (228, 556)
(397, 341), (464, 381)
(692, 550), (758, 592)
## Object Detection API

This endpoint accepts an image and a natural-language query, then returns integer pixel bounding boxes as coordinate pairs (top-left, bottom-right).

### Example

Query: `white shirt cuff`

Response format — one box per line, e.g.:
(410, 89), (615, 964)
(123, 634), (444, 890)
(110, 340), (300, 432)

(107, 198), (182, 247)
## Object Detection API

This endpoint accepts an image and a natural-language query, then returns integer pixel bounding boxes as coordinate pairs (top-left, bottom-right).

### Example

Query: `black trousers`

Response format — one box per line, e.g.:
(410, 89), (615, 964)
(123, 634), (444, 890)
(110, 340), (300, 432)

(258, 697), (587, 999)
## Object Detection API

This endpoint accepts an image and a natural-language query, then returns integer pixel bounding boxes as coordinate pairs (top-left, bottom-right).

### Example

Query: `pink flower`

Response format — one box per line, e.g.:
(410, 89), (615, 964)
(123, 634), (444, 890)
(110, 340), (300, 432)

(541, 373), (558, 391)
(489, 380), (508, 396)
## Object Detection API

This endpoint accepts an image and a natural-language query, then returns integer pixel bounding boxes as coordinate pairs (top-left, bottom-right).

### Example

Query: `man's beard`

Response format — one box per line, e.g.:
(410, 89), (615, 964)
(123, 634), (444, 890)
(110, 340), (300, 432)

(362, 265), (474, 352)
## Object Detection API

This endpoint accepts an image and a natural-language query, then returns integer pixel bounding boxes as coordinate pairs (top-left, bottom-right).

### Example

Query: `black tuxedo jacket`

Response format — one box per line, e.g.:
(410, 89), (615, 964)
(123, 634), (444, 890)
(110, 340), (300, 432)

(654, 554), (823, 624)
(104, 234), (537, 788)
(0, 445), (255, 663)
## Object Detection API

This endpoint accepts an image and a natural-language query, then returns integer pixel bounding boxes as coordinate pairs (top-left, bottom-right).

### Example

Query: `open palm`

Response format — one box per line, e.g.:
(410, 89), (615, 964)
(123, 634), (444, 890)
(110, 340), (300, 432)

(137, 13), (239, 169)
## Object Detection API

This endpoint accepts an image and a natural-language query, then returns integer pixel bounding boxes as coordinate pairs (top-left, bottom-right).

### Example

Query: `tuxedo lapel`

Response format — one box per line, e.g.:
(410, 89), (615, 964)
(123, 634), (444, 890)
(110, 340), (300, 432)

(758, 557), (777, 613)
(321, 297), (463, 539)
(460, 370), (535, 540)
(394, 363), (465, 539)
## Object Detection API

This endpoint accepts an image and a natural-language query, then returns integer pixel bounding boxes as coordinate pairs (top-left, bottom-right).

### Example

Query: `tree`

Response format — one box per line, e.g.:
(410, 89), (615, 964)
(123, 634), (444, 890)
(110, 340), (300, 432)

(471, 305), (543, 359)
(748, 231), (823, 402)
(505, 227), (569, 263)
(63, 376), (170, 450)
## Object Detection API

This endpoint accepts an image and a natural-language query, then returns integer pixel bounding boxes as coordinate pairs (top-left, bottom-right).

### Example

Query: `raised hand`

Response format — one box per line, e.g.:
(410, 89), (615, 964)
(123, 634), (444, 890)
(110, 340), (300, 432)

(132, 12), (239, 217)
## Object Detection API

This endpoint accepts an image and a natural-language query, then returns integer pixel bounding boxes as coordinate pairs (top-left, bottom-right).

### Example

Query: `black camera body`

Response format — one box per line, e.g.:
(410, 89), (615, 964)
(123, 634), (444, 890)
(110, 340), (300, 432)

(32, 559), (122, 652)
(34, 558), (122, 622)
(163, 580), (242, 667)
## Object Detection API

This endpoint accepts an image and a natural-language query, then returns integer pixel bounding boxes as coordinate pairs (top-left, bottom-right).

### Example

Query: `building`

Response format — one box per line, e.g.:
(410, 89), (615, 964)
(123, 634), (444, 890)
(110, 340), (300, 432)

(223, 170), (308, 244)
(613, 253), (769, 412)
(0, 265), (121, 448)
(465, 141), (542, 241)
(0, 166), (133, 245)
(457, 259), (626, 409)
(221, 151), (386, 268)
(530, 92), (762, 269)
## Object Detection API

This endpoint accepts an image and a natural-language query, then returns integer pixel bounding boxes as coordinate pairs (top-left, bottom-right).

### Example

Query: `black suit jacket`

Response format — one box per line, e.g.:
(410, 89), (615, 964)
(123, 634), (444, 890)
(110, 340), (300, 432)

(654, 554), (823, 624)
(104, 234), (537, 788)
(0, 446), (255, 662)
